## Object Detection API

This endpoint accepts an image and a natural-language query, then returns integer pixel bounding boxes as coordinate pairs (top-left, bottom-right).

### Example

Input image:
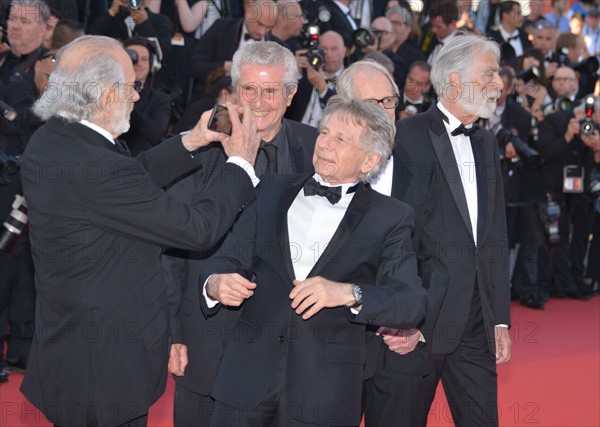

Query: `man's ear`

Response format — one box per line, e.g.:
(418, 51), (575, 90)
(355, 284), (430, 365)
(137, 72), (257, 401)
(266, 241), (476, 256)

(360, 153), (381, 176)
(286, 84), (298, 106)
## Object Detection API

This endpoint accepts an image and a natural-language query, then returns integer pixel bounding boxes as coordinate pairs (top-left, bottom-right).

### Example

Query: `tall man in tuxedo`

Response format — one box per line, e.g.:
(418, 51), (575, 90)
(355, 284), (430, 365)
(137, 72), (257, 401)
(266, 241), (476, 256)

(335, 60), (448, 427)
(391, 35), (512, 426)
(191, 0), (278, 86)
(161, 41), (318, 427)
(19, 35), (260, 427)
(203, 97), (427, 427)
(487, 0), (531, 63)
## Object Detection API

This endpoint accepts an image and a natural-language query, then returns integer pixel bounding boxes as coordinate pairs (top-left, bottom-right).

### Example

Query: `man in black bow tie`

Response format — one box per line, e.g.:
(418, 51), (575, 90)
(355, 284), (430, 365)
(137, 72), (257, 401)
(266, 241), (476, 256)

(191, 0), (278, 86)
(387, 35), (511, 427)
(202, 97), (426, 427)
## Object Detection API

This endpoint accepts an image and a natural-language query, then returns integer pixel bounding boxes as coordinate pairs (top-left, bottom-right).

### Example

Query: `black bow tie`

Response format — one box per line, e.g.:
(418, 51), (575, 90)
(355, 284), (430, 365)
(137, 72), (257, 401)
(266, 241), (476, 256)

(451, 123), (480, 137)
(506, 34), (520, 42)
(244, 33), (260, 41)
(303, 177), (343, 204)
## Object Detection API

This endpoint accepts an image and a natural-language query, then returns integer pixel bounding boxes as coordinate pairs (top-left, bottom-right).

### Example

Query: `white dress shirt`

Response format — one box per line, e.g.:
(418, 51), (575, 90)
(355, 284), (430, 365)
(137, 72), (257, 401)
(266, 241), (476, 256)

(499, 25), (524, 57)
(437, 102), (478, 246)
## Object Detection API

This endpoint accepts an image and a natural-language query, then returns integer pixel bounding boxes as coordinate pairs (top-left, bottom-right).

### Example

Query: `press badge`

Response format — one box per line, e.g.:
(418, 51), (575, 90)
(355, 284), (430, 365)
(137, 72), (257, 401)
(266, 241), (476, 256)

(171, 32), (185, 46)
(563, 165), (584, 193)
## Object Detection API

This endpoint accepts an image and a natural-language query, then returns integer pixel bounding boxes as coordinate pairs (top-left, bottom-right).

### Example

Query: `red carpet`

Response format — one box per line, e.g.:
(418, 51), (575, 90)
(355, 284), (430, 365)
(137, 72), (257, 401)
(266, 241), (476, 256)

(1, 298), (599, 427)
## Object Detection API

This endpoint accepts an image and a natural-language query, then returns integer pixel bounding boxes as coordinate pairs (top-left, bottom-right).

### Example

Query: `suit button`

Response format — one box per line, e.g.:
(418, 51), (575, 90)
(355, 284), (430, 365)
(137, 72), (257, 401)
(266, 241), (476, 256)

(278, 336), (285, 343)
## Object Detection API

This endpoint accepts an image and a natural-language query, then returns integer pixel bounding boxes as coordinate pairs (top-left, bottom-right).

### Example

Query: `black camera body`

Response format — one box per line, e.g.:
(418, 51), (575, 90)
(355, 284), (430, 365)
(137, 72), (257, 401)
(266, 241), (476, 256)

(353, 28), (382, 49)
(300, 24), (325, 70)
(493, 124), (541, 163)
(580, 95), (598, 136)
(547, 47), (569, 67)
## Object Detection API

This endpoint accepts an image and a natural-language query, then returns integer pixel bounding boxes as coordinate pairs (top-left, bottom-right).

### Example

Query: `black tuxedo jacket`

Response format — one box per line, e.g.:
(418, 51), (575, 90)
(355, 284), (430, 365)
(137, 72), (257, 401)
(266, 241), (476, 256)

(394, 41), (427, 69)
(397, 105), (511, 355)
(204, 174), (426, 426)
(487, 28), (532, 64)
(19, 118), (254, 426)
(161, 119), (317, 396)
(191, 18), (242, 85)
(364, 124), (450, 378)
(322, 0), (356, 48)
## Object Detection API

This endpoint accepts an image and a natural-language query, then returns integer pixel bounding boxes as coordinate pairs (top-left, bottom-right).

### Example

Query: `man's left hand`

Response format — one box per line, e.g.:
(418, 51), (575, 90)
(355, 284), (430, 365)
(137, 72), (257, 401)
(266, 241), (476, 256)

(290, 277), (355, 320)
(168, 343), (188, 376)
(495, 326), (512, 364)
(382, 328), (422, 355)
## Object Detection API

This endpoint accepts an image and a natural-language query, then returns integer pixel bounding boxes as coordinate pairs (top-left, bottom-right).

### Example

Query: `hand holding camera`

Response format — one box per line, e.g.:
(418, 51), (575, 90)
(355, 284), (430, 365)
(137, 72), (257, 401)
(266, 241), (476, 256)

(108, 0), (148, 24)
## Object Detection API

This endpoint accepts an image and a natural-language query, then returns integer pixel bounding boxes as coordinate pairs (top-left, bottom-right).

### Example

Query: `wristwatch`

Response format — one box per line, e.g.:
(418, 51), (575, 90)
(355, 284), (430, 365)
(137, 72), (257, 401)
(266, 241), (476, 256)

(351, 284), (363, 308)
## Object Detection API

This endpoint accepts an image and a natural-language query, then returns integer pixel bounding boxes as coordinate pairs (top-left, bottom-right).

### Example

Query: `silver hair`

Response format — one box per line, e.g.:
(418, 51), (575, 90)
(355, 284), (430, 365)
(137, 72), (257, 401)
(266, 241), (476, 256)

(231, 41), (301, 96)
(430, 35), (500, 96)
(336, 59), (400, 99)
(385, 6), (412, 27)
(319, 95), (395, 182)
(10, 0), (51, 24)
(33, 35), (126, 122)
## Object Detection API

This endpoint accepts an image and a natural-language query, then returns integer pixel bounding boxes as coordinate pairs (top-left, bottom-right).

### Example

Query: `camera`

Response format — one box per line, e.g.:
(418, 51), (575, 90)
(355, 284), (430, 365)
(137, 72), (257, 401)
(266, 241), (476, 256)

(492, 124), (541, 163)
(547, 47), (569, 67)
(300, 25), (325, 70)
(517, 66), (540, 84)
(0, 194), (27, 253)
(127, 0), (143, 10)
(352, 28), (382, 49)
(580, 95), (597, 136)
(555, 97), (574, 112)
(126, 48), (139, 65)
(572, 57), (599, 76)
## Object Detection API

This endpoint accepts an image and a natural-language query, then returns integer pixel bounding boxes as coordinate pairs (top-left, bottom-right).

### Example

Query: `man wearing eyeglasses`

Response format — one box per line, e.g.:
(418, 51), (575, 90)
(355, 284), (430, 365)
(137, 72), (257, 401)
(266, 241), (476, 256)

(336, 59), (448, 427)
(19, 35), (261, 427)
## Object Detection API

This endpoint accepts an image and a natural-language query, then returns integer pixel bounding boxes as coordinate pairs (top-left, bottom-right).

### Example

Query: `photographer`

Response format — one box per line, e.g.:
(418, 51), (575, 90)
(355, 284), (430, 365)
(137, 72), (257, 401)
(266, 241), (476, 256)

(287, 30), (344, 125)
(538, 96), (600, 300)
(89, 0), (173, 64)
(119, 36), (171, 156)
(545, 66), (580, 115)
(485, 66), (547, 309)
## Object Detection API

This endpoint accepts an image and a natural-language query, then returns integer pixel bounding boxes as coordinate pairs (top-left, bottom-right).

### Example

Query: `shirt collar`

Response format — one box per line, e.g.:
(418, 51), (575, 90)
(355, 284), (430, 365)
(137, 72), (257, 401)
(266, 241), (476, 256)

(499, 25), (519, 40)
(79, 119), (115, 144)
(437, 101), (464, 135)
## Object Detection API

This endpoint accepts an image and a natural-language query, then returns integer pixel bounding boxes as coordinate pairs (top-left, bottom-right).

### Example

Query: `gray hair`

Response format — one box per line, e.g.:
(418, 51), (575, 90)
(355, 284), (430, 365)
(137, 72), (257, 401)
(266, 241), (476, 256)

(336, 59), (400, 99)
(231, 41), (301, 96)
(320, 96), (395, 182)
(33, 35), (126, 122)
(385, 6), (412, 27)
(10, 0), (51, 24)
(430, 35), (500, 95)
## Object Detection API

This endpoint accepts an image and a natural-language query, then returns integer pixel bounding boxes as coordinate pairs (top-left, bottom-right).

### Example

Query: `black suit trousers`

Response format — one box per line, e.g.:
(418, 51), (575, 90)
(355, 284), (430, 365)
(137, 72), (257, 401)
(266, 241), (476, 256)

(419, 284), (499, 427)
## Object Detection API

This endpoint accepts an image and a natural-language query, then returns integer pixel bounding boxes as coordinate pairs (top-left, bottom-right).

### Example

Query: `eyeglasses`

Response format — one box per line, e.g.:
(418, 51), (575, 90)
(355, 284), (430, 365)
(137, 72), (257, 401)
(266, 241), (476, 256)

(116, 80), (144, 92)
(364, 95), (401, 109)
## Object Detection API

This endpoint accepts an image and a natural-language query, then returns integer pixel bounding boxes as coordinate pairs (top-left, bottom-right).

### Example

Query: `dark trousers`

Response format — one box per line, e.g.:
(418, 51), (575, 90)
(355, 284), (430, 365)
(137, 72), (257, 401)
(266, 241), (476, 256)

(174, 383), (215, 427)
(510, 204), (545, 299)
(363, 346), (429, 427)
(420, 286), (498, 427)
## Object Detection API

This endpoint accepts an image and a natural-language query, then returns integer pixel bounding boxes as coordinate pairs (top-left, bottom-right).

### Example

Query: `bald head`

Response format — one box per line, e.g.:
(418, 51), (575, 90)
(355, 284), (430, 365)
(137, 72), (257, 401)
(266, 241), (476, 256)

(245, 0), (278, 40)
(371, 17), (395, 51)
(319, 31), (347, 74)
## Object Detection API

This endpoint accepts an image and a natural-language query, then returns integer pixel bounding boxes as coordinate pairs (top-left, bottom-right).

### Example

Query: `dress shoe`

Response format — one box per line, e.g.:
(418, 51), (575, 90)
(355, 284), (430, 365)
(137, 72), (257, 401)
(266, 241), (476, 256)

(565, 289), (593, 301)
(6, 356), (27, 373)
(521, 296), (545, 310)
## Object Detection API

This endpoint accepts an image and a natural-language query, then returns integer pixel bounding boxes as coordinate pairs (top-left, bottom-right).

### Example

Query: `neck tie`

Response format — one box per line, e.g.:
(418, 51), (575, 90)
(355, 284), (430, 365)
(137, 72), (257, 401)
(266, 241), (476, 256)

(303, 177), (343, 205)
(451, 123), (480, 137)
(261, 143), (278, 174)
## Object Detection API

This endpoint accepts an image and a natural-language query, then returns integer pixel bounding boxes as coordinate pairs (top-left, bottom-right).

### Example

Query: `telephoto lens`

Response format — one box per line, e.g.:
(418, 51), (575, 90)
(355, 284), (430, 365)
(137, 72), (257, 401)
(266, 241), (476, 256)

(0, 194), (28, 253)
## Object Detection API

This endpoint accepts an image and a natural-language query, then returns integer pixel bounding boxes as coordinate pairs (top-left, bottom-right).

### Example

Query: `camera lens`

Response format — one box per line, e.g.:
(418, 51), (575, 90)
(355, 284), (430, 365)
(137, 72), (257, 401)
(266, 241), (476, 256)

(127, 0), (143, 10)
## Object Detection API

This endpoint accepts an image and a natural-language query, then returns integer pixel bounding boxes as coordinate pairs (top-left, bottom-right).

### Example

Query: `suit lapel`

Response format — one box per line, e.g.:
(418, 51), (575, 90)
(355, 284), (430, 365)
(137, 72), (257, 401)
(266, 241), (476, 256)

(284, 120), (310, 174)
(308, 183), (370, 277)
(471, 132), (491, 243)
(390, 145), (412, 200)
(428, 107), (474, 240)
(276, 175), (308, 281)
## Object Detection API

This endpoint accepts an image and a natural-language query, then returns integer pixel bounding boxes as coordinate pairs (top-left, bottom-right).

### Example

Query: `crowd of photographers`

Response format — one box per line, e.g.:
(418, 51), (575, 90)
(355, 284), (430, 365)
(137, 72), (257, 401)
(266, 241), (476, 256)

(0, 0), (599, 385)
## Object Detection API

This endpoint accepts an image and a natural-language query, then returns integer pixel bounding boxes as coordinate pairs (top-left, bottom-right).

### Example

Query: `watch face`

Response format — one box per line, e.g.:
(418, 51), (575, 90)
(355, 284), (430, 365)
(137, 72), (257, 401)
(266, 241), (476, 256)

(318, 8), (331, 23)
